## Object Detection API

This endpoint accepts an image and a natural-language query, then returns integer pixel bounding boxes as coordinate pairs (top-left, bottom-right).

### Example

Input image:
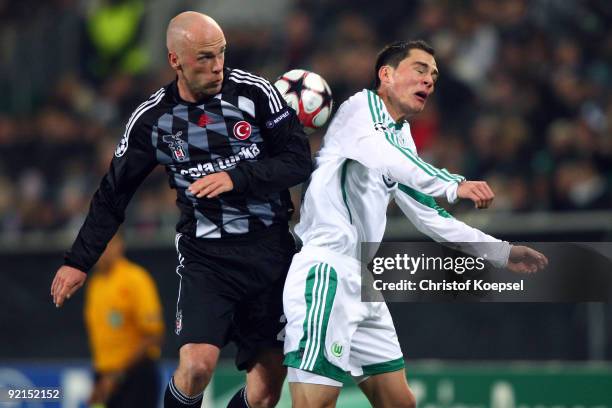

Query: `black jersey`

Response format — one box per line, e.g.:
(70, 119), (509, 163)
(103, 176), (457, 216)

(65, 67), (312, 272)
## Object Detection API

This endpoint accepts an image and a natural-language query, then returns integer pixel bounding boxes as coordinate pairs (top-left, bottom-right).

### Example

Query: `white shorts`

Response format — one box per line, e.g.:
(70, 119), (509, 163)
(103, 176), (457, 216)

(283, 246), (404, 383)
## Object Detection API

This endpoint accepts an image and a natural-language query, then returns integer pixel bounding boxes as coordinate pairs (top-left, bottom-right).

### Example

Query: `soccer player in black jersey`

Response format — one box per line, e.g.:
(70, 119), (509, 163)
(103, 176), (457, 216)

(51, 11), (312, 408)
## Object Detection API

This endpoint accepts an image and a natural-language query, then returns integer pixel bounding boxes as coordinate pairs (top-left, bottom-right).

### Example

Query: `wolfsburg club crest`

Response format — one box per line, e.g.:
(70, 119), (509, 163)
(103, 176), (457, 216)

(331, 341), (343, 357)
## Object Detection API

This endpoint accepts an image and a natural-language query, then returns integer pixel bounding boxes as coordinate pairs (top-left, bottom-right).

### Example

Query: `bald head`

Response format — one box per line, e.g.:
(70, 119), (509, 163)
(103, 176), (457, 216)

(166, 12), (226, 101)
(166, 11), (225, 56)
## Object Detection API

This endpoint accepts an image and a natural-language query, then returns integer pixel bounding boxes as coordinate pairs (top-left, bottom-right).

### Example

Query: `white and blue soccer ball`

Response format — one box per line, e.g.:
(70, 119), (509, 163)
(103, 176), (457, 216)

(274, 69), (333, 133)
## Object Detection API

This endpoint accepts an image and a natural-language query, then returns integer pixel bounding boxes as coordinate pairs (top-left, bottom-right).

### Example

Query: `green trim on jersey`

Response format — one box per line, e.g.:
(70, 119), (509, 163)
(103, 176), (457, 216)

(290, 263), (342, 379)
(284, 350), (348, 382)
(341, 160), (353, 223)
(366, 90), (464, 184)
(362, 357), (405, 376)
(398, 183), (453, 218)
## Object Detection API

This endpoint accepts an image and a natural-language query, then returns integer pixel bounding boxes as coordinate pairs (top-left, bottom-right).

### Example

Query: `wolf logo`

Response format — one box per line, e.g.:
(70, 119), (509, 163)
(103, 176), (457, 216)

(331, 342), (343, 357)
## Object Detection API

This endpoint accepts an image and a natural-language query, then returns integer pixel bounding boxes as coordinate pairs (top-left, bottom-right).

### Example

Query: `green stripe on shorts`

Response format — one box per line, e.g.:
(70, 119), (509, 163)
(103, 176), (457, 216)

(284, 262), (346, 381)
(301, 263), (337, 370)
(362, 357), (405, 376)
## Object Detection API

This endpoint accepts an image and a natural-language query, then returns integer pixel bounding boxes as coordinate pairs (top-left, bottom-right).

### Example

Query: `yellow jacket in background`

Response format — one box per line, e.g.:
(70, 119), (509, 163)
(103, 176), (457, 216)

(84, 257), (164, 373)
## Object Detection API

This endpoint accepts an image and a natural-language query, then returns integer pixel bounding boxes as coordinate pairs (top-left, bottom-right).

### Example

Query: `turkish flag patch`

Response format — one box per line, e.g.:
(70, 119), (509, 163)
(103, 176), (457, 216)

(233, 121), (252, 140)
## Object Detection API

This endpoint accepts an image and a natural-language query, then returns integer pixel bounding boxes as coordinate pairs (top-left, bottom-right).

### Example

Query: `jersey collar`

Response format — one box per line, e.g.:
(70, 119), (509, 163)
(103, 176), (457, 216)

(366, 89), (407, 130)
(170, 72), (228, 106)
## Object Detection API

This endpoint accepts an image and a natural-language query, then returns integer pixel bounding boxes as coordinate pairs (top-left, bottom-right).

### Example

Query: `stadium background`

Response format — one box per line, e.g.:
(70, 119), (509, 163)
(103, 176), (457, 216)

(0, 0), (611, 406)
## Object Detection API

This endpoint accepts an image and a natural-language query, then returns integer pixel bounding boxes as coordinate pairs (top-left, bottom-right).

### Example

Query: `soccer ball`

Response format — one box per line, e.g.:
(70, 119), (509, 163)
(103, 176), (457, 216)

(274, 69), (333, 133)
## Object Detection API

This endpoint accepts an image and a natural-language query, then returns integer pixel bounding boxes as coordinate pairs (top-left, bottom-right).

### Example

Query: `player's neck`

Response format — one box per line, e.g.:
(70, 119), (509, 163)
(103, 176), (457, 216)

(177, 79), (198, 103)
(377, 90), (408, 123)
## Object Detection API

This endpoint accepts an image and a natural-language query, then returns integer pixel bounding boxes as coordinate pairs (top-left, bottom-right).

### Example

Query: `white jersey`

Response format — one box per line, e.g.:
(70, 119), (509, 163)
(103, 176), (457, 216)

(295, 89), (510, 267)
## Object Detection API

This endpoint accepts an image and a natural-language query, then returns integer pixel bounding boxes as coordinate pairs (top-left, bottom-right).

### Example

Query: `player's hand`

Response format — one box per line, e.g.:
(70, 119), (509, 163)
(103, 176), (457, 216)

(507, 245), (548, 274)
(51, 265), (87, 308)
(457, 181), (495, 209)
(188, 171), (234, 198)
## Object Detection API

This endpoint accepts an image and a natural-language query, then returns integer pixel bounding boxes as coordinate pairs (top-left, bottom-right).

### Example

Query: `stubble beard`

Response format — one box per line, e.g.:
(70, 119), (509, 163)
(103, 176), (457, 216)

(182, 72), (220, 100)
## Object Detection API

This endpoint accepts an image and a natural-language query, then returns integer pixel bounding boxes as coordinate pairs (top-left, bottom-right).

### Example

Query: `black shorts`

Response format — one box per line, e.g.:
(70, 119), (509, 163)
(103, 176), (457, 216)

(173, 224), (296, 370)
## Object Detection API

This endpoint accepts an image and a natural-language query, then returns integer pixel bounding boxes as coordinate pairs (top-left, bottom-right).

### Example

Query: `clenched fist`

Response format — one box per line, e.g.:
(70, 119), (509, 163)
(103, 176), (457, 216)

(457, 181), (495, 209)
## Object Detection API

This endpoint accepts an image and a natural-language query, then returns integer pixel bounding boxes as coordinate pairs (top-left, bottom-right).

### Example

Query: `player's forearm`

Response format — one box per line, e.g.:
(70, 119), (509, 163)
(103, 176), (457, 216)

(395, 191), (510, 267)
(65, 151), (154, 271)
(388, 163), (463, 203)
(228, 131), (312, 195)
(418, 218), (511, 267)
(64, 186), (125, 272)
(228, 155), (311, 194)
(350, 133), (464, 203)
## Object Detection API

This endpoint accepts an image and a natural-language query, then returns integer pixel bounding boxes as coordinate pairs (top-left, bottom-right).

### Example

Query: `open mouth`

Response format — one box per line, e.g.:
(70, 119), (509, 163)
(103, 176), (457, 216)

(414, 91), (428, 102)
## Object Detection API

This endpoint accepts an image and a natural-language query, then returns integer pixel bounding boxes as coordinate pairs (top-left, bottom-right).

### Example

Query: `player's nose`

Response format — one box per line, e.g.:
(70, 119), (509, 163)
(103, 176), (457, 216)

(212, 54), (224, 73)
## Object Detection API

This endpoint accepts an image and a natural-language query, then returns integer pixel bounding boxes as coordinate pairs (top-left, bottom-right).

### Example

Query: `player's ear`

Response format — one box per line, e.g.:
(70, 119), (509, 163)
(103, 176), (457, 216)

(378, 65), (392, 86)
(168, 52), (181, 70)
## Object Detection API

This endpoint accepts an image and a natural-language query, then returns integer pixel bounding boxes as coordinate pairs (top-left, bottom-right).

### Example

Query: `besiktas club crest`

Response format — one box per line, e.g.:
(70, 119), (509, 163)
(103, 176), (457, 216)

(162, 131), (188, 162)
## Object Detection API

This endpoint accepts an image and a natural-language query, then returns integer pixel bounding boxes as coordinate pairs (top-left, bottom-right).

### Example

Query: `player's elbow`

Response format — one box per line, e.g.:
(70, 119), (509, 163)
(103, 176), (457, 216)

(295, 134), (314, 181)
(297, 156), (313, 182)
(286, 152), (313, 186)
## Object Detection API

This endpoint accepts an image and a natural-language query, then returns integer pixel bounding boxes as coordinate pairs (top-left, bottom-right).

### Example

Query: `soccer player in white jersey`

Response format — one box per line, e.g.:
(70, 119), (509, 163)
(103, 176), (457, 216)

(282, 40), (548, 407)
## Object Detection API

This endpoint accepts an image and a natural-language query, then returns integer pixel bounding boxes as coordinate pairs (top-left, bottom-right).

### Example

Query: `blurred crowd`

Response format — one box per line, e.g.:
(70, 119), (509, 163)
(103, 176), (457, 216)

(0, 0), (610, 239)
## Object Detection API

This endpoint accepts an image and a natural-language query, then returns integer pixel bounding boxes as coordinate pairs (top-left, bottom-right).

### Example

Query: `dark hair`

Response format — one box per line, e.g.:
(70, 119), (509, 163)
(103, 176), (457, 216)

(373, 40), (435, 90)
